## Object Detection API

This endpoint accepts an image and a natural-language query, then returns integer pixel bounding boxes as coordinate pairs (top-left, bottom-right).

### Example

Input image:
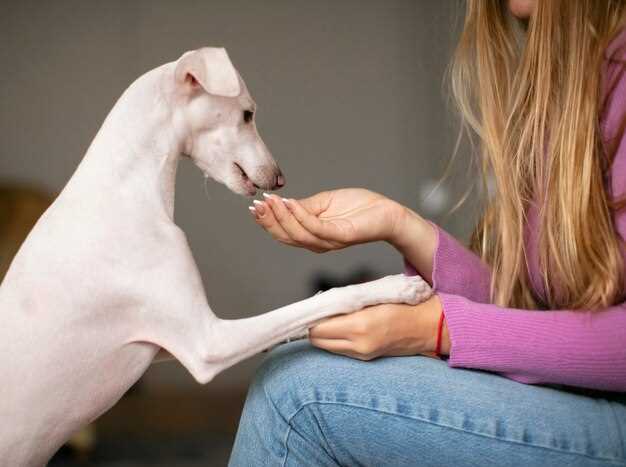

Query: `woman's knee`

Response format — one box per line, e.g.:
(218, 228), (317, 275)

(248, 341), (333, 413)
(252, 341), (337, 398)
(247, 341), (452, 419)
(232, 342), (351, 466)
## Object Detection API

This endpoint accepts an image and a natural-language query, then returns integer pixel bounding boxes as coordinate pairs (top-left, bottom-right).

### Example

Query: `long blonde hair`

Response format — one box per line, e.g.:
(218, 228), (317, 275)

(451, 0), (626, 310)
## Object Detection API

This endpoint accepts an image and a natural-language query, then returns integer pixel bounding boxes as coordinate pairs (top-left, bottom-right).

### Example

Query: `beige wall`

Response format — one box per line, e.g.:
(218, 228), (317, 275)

(0, 0), (474, 390)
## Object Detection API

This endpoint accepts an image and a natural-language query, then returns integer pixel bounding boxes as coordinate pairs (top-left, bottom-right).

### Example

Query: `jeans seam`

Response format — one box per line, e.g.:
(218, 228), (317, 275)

(609, 404), (626, 460)
(285, 399), (626, 466)
(282, 406), (341, 467)
(281, 424), (293, 467)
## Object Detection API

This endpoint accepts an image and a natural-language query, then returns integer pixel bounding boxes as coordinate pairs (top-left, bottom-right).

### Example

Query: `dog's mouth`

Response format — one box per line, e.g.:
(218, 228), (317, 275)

(234, 162), (259, 196)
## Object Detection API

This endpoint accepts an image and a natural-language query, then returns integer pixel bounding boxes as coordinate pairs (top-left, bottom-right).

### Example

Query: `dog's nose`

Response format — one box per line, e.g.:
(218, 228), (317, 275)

(275, 172), (285, 189)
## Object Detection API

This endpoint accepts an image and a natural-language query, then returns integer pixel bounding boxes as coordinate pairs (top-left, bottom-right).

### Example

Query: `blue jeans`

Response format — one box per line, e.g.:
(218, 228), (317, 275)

(229, 341), (626, 467)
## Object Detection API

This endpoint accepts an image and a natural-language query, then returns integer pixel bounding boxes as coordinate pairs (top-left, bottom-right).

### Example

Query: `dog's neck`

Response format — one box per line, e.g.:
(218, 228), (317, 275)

(75, 63), (184, 220)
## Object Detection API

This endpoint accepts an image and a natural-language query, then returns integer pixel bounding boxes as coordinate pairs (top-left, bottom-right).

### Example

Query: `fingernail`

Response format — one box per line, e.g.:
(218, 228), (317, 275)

(248, 206), (257, 217)
(253, 199), (264, 206)
(281, 197), (289, 203)
(254, 202), (266, 215)
(262, 192), (271, 199)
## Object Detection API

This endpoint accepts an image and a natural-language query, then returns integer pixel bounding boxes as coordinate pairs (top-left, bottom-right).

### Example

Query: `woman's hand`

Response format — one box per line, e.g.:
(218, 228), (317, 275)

(248, 188), (438, 281)
(249, 188), (408, 253)
(309, 295), (449, 361)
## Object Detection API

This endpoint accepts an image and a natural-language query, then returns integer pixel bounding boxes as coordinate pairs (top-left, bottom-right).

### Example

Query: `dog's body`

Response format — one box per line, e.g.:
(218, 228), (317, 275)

(0, 48), (431, 465)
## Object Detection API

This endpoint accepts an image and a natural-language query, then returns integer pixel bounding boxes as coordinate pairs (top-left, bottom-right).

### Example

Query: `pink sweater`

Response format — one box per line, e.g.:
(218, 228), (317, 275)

(408, 29), (626, 392)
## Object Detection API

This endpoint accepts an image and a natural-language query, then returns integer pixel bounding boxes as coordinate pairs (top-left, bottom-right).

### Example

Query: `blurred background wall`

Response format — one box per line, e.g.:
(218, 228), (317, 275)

(0, 0), (475, 464)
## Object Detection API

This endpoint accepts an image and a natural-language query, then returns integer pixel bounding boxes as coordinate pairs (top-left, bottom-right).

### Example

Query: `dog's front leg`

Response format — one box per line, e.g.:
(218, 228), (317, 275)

(188, 274), (431, 383)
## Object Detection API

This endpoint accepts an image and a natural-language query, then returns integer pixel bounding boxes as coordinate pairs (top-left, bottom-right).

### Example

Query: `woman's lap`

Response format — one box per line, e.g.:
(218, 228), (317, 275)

(229, 341), (626, 466)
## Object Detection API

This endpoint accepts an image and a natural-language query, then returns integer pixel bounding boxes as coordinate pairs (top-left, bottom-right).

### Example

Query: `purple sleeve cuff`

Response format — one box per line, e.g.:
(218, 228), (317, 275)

(439, 292), (626, 391)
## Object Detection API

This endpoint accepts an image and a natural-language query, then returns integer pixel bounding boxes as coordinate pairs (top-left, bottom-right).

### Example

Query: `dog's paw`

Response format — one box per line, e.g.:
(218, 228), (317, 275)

(401, 274), (433, 304)
(365, 274), (433, 306)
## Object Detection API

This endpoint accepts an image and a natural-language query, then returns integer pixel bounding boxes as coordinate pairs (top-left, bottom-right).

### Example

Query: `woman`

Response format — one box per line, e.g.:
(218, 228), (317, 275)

(230, 1), (626, 465)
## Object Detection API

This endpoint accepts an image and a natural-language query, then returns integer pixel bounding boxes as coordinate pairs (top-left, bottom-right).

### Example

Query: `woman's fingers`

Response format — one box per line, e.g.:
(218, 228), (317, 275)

(309, 337), (353, 353)
(249, 200), (292, 245)
(309, 314), (360, 339)
(283, 198), (343, 244)
(248, 191), (344, 252)
(249, 197), (331, 252)
(297, 191), (333, 216)
(310, 337), (375, 361)
(263, 194), (334, 252)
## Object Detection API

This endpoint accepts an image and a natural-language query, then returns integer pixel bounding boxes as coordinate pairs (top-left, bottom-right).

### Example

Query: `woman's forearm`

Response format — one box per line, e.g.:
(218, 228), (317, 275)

(387, 205), (438, 284)
(393, 205), (493, 303)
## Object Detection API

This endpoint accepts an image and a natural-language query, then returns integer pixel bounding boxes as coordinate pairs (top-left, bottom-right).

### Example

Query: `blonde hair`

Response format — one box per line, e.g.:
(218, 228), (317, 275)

(451, 0), (626, 310)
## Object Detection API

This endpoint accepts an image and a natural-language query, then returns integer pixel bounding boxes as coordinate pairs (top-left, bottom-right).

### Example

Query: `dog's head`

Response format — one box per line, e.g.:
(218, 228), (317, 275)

(172, 47), (283, 196)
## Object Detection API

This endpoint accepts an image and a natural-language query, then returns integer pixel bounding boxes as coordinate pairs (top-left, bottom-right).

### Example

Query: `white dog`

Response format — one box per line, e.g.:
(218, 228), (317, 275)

(0, 47), (432, 465)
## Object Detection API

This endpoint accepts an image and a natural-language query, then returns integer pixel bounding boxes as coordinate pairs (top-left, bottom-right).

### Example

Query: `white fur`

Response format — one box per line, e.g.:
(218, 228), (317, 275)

(0, 47), (432, 465)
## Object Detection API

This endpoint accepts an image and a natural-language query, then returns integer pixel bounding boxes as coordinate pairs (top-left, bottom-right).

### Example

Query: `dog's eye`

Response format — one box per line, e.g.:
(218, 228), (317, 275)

(243, 110), (254, 123)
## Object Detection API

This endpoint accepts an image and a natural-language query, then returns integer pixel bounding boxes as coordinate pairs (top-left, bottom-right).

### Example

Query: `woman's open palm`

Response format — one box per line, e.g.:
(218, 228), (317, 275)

(249, 188), (403, 253)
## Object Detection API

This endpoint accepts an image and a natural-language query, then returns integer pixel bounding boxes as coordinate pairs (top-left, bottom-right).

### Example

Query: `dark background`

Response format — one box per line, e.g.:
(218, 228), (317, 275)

(0, 1), (474, 464)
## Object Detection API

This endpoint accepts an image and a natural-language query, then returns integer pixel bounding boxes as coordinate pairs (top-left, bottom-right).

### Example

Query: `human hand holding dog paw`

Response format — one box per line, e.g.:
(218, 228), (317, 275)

(248, 188), (408, 253)
(308, 294), (449, 360)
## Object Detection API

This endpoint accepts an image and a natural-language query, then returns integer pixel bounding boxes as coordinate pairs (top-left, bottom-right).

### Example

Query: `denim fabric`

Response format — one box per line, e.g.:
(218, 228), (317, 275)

(229, 341), (626, 467)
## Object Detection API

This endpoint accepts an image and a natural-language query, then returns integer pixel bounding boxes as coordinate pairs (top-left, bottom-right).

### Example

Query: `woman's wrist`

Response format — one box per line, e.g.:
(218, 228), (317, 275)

(391, 295), (450, 357)
(387, 204), (424, 247)
(413, 295), (450, 356)
(388, 205), (438, 282)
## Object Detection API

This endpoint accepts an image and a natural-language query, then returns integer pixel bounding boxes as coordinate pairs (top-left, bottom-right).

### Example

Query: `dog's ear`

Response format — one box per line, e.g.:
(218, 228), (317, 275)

(174, 48), (241, 97)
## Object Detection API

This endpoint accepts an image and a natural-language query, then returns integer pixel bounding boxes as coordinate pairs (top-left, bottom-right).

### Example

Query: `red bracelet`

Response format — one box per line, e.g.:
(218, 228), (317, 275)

(435, 311), (445, 358)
